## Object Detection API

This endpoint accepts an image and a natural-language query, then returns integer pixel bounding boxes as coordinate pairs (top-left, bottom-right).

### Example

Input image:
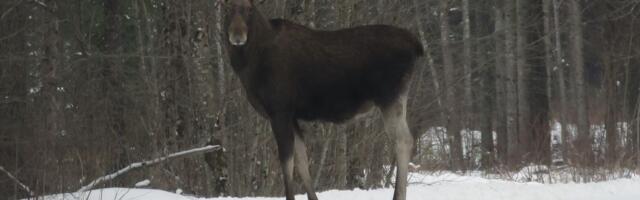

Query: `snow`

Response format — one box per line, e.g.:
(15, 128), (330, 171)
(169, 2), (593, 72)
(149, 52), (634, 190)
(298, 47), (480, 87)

(41, 172), (640, 200)
(419, 121), (634, 167)
(44, 188), (193, 200)
(135, 180), (151, 188)
(77, 145), (220, 192)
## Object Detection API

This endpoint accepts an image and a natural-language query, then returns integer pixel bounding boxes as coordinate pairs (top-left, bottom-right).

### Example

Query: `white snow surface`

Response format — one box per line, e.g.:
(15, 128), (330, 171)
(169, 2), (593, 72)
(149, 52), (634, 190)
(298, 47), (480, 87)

(134, 179), (151, 188)
(42, 172), (640, 200)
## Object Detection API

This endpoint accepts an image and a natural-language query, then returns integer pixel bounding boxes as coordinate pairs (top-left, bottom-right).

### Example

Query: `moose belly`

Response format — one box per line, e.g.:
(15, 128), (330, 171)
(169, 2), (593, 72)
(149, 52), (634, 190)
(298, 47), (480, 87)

(294, 90), (374, 123)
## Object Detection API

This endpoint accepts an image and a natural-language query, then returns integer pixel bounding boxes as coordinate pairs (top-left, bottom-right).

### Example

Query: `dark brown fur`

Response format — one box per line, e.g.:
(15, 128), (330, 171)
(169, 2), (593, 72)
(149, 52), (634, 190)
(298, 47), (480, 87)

(223, 1), (422, 199)
(228, 18), (423, 123)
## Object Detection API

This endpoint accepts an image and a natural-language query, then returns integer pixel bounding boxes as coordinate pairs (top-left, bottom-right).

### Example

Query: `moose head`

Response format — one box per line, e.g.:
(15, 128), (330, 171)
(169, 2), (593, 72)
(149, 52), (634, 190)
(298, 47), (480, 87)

(219, 0), (265, 46)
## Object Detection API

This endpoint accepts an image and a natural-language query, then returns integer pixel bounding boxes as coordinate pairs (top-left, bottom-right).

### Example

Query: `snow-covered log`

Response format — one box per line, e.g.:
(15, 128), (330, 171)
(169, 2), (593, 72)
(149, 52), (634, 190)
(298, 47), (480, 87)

(77, 145), (221, 192)
(0, 166), (35, 196)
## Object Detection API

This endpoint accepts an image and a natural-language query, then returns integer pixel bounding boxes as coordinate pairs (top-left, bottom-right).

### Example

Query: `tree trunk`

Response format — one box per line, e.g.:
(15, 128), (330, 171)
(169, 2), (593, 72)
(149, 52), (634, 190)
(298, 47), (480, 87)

(494, 4), (509, 165)
(462, 0), (473, 127)
(308, 0), (316, 28)
(347, 124), (364, 189)
(412, 0), (445, 155)
(636, 91), (640, 166)
(543, 0), (556, 165)
(543, 0), (553, 109)
(0, 5), (30, 197)
(336, 127), (348, 188)
(553, 0), (570, 162)
(515, 0), (530, 163)
(528, 0), (551, 165)
(41, 0), (61, 139)
(365, 134), (385, 189)
(569, 0), (592, 165)
(313, 128), (330, 187)
(604, 57), (618, 166)
(504, 0), (520, 167)
(440, 0), (464, 171)
(477, 1), (495, 169)
(135, 0), (162, 158)
(414, 0), (441, 107)
(216, 3), (226, 105)
(276, 0), (287, 18)
(376, 0), (386, 23)
(102, 0), (129, 170)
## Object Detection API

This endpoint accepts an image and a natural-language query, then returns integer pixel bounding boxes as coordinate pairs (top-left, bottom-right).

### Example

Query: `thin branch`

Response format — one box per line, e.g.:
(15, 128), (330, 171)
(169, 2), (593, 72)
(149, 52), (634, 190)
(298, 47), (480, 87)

(0, 166), (35, 196)
(0, 24), (28, 42)
(77, 145), (222, 193)
(0, 0), (25, 21)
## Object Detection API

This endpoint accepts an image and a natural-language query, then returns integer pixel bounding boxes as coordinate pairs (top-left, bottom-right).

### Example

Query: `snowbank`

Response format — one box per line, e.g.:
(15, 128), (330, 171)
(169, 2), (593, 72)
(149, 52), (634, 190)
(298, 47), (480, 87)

(40, 172), (640, 200)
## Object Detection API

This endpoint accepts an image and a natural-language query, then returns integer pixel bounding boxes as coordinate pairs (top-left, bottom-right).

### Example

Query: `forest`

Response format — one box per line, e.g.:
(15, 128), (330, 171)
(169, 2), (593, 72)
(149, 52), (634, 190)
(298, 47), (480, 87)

(1, 0), (639, 199)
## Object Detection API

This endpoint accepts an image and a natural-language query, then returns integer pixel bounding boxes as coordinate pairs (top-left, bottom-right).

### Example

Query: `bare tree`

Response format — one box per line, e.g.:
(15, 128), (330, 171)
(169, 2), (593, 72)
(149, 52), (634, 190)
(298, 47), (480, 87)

(603, 58), (619, 165)
(503, 0), (520, 167)
(515, 0), (530, 162)
(569, 0), (592, 165)
(552, 0), (570, 162)
(3, 0), (640, 197)
(440, 0), (464, 170)
(40, 0), (61, 141)
(462, 0), (473, 122)
(477, 1), (496, 168)
(494, 2), (509, 164)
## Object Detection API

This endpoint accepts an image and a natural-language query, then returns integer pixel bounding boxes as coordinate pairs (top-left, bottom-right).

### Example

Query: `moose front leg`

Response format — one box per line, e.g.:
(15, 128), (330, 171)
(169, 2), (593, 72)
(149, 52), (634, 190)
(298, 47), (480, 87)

(271, 115), (297, 200)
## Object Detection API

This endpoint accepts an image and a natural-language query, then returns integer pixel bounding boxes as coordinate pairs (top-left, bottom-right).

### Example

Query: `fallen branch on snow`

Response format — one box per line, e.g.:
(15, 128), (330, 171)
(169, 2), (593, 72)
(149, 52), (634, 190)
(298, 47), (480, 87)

(0, 165), (35, 196)
(77, 145), (221, 193)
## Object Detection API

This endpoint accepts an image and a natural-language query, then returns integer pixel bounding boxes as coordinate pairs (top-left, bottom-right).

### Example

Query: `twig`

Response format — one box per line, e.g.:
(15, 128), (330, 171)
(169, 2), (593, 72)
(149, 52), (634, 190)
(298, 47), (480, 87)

(0, 0), (25, 21)
(0, 166), (35, 196)
(31, 0), (46, 7)
(77, 145), (221, 193)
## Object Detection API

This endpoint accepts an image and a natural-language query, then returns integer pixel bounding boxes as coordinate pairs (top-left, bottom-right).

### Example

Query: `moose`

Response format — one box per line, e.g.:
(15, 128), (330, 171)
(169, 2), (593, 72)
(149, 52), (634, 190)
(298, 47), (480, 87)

(220, 0), (423, 200)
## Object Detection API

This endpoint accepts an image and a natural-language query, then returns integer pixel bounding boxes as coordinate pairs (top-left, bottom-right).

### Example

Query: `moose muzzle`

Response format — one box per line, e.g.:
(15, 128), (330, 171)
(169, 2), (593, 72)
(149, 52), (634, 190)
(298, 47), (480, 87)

(228, 14), (248, 46)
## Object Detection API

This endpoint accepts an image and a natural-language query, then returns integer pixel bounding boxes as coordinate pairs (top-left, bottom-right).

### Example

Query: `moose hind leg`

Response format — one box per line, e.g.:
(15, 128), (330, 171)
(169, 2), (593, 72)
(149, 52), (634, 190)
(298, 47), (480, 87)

(381, 95), (412, 200)
(294, 133), (319, 200)
(271, 117), (297, 200)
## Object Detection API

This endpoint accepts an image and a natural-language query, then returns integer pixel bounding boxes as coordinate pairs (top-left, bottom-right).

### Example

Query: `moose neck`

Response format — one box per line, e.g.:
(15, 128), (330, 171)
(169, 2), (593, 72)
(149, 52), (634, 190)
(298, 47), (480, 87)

(229, 8), (274, 74)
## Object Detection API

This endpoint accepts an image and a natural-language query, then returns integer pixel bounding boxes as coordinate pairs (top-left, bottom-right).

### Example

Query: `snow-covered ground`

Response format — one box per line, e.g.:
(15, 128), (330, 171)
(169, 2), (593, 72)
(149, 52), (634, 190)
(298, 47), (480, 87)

(43, 172), (640, 200)
(417, 121), (635, 167)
